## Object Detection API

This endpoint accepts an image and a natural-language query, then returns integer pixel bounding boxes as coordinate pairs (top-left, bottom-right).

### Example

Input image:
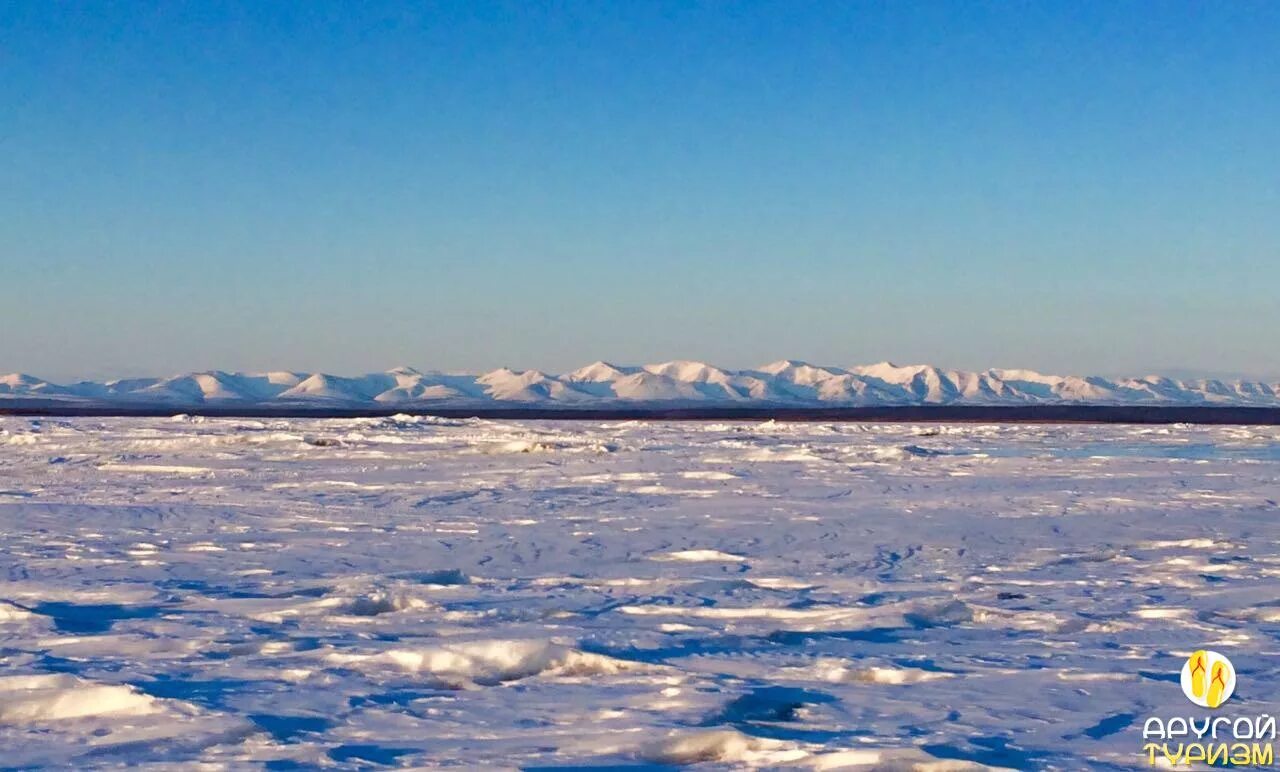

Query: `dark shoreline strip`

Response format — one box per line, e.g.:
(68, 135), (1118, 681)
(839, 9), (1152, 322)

(3, 403), (1280, 425)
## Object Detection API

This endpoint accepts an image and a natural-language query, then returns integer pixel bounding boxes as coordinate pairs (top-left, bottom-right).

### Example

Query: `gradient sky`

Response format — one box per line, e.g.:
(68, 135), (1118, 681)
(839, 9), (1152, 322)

(3, 1), (1278, 381)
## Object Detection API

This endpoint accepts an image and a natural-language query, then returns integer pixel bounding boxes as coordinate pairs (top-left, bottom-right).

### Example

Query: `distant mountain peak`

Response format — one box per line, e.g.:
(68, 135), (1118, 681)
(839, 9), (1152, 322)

(3, 362), (1278, 408)
(566, 361), (631, 382)
(759, 359), (812, 373)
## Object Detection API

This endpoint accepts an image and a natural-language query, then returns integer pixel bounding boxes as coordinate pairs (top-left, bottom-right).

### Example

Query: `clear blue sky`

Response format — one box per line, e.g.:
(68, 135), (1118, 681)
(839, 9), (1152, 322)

(3, 1), (1278, 380)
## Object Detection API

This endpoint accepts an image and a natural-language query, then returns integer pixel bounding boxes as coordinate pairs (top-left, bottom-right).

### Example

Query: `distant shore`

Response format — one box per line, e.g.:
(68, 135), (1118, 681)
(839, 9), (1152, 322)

(4, 402), (1280, 425)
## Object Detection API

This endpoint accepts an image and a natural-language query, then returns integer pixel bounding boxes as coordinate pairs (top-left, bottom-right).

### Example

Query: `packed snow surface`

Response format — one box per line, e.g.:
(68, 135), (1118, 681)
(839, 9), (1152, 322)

(4, 360), (1280, 406)
(1, 416), (1279, 768)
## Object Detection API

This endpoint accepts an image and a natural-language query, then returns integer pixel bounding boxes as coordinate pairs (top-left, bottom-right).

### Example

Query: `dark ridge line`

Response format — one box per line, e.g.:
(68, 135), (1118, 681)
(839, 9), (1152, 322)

(3, 402), (1280, 424)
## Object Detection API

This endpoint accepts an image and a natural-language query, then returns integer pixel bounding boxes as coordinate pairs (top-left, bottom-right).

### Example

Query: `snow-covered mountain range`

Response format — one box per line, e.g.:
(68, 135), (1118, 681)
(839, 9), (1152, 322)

(3, 361), (1280, 408)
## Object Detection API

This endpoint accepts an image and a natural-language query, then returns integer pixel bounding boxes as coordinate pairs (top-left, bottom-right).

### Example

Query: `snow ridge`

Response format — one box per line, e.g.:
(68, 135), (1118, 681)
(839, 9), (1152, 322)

(2, 362), (1279, 407)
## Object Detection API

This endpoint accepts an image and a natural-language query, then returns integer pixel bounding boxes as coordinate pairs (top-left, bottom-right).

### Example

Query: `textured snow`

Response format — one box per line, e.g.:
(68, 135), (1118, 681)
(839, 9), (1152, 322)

(0, 417), (1279, 768)
(4, 360), (1280, 406)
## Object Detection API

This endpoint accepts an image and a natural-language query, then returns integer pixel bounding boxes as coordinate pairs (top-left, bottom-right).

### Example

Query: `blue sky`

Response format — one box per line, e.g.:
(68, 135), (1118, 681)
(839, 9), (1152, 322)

(3, 1), (1278, 380)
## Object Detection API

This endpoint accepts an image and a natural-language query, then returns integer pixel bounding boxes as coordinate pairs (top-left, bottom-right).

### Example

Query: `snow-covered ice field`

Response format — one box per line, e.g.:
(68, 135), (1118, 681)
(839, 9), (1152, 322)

(2, 416), (1280, 769)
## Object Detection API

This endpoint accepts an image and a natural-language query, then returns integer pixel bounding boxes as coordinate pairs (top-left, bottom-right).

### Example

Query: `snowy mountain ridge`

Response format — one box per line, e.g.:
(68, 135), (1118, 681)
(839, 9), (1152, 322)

(3, 361), (1279, 407)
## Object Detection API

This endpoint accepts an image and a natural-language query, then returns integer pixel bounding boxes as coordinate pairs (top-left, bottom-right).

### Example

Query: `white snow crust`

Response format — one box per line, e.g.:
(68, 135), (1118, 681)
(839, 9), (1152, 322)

(0, 416), (1278, 767)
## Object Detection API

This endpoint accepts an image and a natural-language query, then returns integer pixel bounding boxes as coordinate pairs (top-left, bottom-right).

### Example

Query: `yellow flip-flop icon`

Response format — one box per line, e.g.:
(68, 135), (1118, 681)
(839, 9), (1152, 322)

(1208, 661), (1228, 708)
(1189, 650), (1208, 700)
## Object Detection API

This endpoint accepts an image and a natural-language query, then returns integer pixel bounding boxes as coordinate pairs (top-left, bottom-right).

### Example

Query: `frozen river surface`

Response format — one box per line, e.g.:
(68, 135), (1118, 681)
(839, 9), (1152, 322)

(2, 417), (1279, 769)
